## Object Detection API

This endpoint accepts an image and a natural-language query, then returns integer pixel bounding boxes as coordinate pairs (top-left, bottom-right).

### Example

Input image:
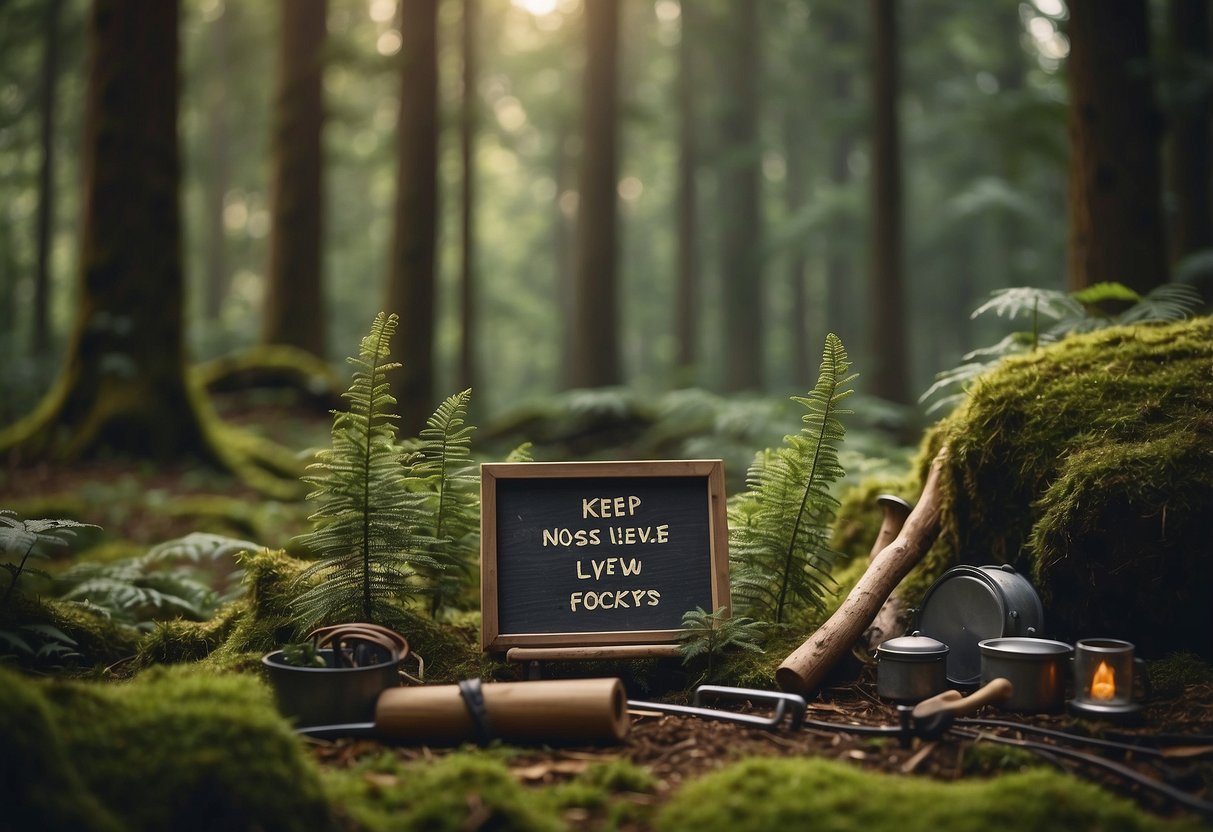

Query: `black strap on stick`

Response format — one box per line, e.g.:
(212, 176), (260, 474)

(458, 678), (494, 746)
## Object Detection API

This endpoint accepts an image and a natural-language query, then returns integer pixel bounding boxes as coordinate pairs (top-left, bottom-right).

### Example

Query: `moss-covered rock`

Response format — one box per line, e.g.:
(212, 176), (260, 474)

(908, 317), (1213, 656)
(0, 665), (334, 832)
(654, 757), (1199, 831)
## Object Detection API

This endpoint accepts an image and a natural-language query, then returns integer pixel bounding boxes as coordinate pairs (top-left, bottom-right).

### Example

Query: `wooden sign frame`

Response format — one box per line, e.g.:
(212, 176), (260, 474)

(480, 459), (730, 654)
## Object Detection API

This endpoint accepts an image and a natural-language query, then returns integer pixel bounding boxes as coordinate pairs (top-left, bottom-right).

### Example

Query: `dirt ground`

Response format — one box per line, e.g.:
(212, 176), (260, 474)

(308, 665), (1213, 825)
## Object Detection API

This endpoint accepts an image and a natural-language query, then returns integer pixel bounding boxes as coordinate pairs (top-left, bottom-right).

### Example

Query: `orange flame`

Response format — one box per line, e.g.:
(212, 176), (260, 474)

(1091, 660), (1116, 700)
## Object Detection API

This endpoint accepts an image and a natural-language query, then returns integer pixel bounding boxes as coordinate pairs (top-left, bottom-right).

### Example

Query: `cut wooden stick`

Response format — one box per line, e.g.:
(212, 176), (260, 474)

(776, 450), (948, 696)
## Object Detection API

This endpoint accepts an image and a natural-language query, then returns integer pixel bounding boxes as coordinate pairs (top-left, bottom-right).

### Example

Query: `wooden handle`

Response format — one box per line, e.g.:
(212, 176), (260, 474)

(912, 678), (1013, 721)
(776, 450), (948, 696)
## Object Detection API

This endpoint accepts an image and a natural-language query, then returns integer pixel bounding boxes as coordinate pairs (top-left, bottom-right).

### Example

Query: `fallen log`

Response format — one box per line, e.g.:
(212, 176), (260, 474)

(776, 450), (947, 696)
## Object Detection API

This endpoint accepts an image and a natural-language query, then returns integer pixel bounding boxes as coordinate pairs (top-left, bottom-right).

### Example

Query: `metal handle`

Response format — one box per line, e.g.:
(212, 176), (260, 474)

(629, 685), (807, 730)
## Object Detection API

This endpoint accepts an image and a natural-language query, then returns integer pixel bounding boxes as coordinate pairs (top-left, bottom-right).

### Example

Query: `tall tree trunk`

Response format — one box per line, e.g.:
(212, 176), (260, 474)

(203, 4), (230, 323)
(1166, 0), (1212, 264)
(458, 0), (479, 392)
(568, 0), (621, 389)
(1066, 0), (1167, 293)
(869, 0), (908, 404)
(1, 0), (213, 462)
(824, 6), (858, 348)
(32, 0), (64, 356)
(385, 0), (440, 433)
(673, 0), (700, 381)
(263, 0), (327, 358)
(719, 0), (763, 393)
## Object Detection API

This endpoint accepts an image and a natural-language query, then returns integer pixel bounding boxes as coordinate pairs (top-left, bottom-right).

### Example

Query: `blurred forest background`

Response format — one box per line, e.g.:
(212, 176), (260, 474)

(0, 0), (1210, 465)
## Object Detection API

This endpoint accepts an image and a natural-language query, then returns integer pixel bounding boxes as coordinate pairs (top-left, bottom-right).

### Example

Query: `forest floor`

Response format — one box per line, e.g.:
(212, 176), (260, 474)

(308, 665), (1213, 828)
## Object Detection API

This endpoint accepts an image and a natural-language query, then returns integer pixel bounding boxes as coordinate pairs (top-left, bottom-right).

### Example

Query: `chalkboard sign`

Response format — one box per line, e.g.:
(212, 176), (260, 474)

(480, 460), (730, 652)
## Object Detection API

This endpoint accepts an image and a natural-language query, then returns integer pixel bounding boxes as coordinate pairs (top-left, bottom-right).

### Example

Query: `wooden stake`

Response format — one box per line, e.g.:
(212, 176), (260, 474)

(776, 450), (947, 696)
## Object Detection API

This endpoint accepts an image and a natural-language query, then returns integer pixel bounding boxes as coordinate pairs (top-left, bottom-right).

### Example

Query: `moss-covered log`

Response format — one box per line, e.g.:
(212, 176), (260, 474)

(915, 317), (1213, 657)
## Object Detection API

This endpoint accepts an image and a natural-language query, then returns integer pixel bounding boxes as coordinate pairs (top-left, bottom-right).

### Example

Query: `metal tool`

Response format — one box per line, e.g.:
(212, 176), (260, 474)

(628, 685), (807, 730)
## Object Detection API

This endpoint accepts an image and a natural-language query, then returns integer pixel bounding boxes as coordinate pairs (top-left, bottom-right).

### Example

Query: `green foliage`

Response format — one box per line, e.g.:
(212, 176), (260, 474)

(729, 334), (856, 625)
(654, 756), (1195, 832)
(678, 606), (765, 685)
(0, 510), (98, 608)
(405, 388), (479, 618)
(292, 313), (437, 629)
(326, 751), (563, 832)
(922, 282), (1203, 413)
(0, 665), (335, 832)
(55, 532), (257, 629)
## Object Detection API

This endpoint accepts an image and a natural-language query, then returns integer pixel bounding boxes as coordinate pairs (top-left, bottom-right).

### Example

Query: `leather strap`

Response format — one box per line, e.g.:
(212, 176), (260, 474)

(458, 678), (494, 746)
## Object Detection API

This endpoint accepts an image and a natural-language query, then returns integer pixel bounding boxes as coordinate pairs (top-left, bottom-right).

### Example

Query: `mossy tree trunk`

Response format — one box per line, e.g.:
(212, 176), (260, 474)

(1065, 0), (1167, 293)
(0, 0), (216, 464)
(568, 0), (622, 390)
(262, 0), (327, 359)
(385, 0), (439, 435)
(868, 0), (909, 405)
(32, 0), (64, 356)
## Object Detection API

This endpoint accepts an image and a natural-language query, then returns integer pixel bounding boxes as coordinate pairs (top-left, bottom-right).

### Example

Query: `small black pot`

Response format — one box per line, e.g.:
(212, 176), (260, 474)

(262, 648), (400, 726)
(876, 632), (950, 703)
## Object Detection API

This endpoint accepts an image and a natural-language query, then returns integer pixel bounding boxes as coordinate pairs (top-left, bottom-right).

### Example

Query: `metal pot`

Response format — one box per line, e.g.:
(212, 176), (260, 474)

(262, 648), (401, 726)
(917, 564), (1044, 686)
(979, 637), (1073, 713)
(876, 632), (950, 703)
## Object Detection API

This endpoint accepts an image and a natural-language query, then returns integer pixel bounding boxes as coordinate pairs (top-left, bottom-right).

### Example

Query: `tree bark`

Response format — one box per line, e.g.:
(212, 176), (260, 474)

(719, 0), (764, 393)
(203, 3), (230, 323)
(869, 0), (908, 404)
(568, 0), (622, 389)
(457, 0), (479, 393)
(1066, 0), (1168, 293)
(32, 0), (64, 356)
(263, 0), (328, 358)
(673, 0), (700, 380)
(1166, 0), (1212, 264)
(385, 0), (440, 433)
(1, 0), (213, 463)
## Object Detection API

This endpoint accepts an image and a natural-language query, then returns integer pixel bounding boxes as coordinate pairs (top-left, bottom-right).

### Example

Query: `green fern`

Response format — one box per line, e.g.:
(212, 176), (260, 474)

(729, 334), (856, 625)
(505, 441), (534, 463)
(678, 606), (765, 684)
(55, 532), (257, 628)
(922, 282), (1203, 413)
(1, 511), (98, 609)
(292, 313), (437, 629)
(406, 388), (479, 617)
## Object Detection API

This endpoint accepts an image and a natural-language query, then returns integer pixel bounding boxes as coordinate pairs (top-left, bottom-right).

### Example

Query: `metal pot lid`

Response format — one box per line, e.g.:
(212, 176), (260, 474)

(877, 631), (949, 660)
(979, 637), (1072, 657)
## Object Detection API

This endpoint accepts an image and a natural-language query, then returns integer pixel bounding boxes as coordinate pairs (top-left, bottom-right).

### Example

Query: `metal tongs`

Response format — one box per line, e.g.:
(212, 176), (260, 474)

(628, 684), (808, 730)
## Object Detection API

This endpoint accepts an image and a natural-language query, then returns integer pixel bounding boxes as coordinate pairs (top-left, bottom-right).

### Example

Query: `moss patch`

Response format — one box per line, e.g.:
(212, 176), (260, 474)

(0, 665), (333, 832)
(654, 756), (1199, 832)
(905, 317), (1213, 655)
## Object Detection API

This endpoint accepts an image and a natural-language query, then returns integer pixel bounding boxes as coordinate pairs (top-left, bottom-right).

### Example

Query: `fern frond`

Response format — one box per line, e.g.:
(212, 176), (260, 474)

(970, 287), (1080, 322)
(505, 442), (534, 463)
(729, 334), (855, 625)
(291, 313), (435, 630)
(407, 389), (480, 617)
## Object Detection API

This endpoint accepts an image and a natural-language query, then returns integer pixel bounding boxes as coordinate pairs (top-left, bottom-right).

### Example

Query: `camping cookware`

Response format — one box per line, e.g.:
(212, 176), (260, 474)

(875, 631), (949, 703)
(1069, 638), (1149, 717)
(979, 636), (1073, 712)
(917, 564), (1044, 686)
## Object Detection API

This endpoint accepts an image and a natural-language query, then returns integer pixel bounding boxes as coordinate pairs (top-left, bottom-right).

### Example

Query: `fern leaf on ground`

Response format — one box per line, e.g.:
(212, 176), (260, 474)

(729, 334), (856, 626)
